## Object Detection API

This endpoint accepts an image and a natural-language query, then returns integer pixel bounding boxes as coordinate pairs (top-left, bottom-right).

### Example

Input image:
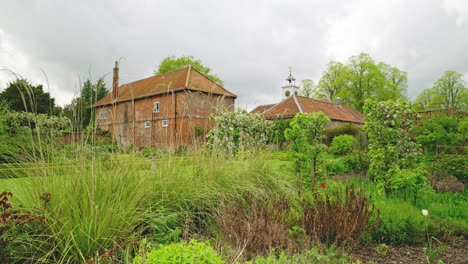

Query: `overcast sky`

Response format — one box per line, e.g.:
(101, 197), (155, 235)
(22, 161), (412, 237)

(1, 0), (467, 110)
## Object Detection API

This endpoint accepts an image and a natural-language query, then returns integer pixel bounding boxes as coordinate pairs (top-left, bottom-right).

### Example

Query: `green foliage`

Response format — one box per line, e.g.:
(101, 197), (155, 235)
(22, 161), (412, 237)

(299, 79), (315, 98)
(62, 77), (108, 129)
(434, 155), (468, 183)
(363, 100), (421, 183)
(132, 240), (223, 264)
(374, 243), (389, 257)
(330, 135), (356, 155)
(268, 119), (291, 146)
(323, 123), (362, 146)
(207, 108), (272, 155)
(247, 247), (354, 264)
(386, 167), (430, 205)
(316, 61), (345, 100)
(0, 78), (58, 115)
(155, 55), (224, 86)
(285, 112), (330, 180)
(333, 53), (407, 112)
(414, 113), (465, 157)
(371, 200), (425, 244)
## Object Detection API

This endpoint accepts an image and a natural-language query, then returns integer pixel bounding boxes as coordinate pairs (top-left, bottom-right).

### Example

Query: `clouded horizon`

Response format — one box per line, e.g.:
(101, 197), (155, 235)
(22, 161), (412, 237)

(1, 0), (467, 109)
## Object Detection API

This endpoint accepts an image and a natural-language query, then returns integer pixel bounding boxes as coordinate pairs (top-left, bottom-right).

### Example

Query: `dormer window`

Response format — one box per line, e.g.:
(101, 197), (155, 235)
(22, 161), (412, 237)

(153, 102), (159, 113)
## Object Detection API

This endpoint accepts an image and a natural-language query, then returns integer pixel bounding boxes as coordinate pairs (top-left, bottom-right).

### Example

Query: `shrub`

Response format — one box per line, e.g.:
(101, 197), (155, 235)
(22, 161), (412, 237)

(370, 201), (425, 244)
(301, 184), (379, 246)
(435, 155), (468, 183)
(341, 151), (369, 173)
(330, 135), (356, 155)
(324, 123), (362, 146)
(216, 193), (295, 257)
(386, 167), (431, 205)
(132, 240), (223, 264)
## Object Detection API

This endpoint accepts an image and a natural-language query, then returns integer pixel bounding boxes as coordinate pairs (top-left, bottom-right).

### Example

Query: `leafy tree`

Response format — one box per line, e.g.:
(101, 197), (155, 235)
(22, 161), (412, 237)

(206, 108), (272, 155)
(316, 61), (345, 100)
(62, 77), (108, 129)
(299, 79), (315, 98)
(414, 113), (464, 158)
(413, 88), (435, 111)
(431, 71), (467, 110)
(363, 100), (421, 186)
(0, 79), (56, 115)
(318, 53), (408, 112)
(284, 112), (330, 180)
(155, 55), (224, 86)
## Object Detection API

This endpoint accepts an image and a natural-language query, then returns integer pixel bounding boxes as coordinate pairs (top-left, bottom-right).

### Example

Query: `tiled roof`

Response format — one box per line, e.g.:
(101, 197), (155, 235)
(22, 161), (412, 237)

(251, 104), (276, 114)
(256, 95), (364, 124)
(93, 67), (236, 107)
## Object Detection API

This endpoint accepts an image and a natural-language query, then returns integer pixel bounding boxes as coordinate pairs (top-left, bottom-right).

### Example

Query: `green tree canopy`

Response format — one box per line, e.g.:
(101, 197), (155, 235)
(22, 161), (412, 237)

(154, 55), (224, 86)
(0, 79), (56, 114)
(315, 61), (345, 100)
(413, 71), (467, 111)
(62, 77), (108, 129)
(337, 53), (407, 112)
(299, 79), (315, 98)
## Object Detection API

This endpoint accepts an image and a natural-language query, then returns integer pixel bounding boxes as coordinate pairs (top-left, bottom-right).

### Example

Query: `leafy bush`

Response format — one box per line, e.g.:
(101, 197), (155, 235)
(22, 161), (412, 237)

(322, 157), (349, 176)
(132, 240), (223, 264)
(435, 155), (468, 183)
(207, 108), (272, 155)
(324, 123), (362, 146)
(386, 167), (430, 205)
(363, 100), (421, 184)
(370, 201), (425, 244)
(341, 151), (369, 173)
(330, 135), (356, 155)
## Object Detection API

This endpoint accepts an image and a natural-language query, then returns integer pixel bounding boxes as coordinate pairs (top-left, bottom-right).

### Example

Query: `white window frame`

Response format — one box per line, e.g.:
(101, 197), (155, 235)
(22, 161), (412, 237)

(162, 120), (169, 127)
(103, 109), (108, 119)
(145, 121), (151, 128)
(99, 109), (103, 120)
(153, 102), (159, 113)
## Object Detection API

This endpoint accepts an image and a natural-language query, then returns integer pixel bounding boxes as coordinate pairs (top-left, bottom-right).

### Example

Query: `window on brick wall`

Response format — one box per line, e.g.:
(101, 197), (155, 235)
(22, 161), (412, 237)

(99, 109), (103, 120)
(145, 121), (150, 128)
(103, 109), (108, 119)
(162, 120), (168, 127)
(154, 102), (159, 113)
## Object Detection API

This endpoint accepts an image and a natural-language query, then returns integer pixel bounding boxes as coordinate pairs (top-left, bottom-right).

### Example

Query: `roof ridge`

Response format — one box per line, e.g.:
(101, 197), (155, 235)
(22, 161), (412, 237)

(121, 67), (190, 88)
(293, 94), (303, 113)
(187, 67), (237, 97)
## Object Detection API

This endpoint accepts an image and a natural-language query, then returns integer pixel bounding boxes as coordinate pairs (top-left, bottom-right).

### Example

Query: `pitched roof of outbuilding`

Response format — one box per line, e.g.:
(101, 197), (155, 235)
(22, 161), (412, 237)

(252, 95), (364, 124)
(93, 67), (236, 107)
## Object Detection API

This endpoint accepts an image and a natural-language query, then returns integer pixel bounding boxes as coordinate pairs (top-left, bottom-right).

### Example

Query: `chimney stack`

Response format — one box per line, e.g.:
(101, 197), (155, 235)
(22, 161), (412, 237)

(335, 97), (342, 106)
(112, 61), (119, 99)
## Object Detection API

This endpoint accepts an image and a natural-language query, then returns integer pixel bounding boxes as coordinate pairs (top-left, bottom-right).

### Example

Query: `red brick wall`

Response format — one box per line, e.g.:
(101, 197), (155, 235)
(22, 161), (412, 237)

(96, 90), (235, 150)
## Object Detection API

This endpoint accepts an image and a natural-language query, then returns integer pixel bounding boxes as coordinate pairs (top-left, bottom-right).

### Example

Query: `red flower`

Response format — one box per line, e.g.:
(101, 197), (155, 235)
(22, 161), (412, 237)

(1, 212), (12, 219)
(22, 214), (30, 219)
(104, 250), (114, 257)
(321, 183), (326, 189)
(311, 185), (315, 190)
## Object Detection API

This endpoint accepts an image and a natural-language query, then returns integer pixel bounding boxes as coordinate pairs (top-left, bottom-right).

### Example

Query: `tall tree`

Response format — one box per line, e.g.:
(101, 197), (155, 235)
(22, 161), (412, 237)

(413, 88), (435, 111)
(299, 79), (315, 98)
(155, 55), (224, 86)
(316, 61), (345, 99)
(334, 53), (407, 112)
(63, 77), (108, 129)
(0, 79), (56, 114)
(431, 71), (467, 110)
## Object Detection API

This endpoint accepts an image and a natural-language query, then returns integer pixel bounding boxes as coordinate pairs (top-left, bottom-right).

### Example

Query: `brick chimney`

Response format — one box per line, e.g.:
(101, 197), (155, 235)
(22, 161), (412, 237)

(112, 61), (119, 99)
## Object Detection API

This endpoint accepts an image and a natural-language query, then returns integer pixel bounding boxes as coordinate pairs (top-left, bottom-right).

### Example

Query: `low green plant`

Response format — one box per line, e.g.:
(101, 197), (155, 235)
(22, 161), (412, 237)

(132, 239), (223, 264)
(370, 200), (425, 244)
(330, 135), (356, 155)
(374, 243), (388, 257)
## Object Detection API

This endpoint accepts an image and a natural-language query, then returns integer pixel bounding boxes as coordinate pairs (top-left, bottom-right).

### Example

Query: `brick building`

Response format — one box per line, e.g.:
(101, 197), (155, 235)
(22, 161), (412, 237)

(251, 70), (364, 127)
(92, 62), (236, 150)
